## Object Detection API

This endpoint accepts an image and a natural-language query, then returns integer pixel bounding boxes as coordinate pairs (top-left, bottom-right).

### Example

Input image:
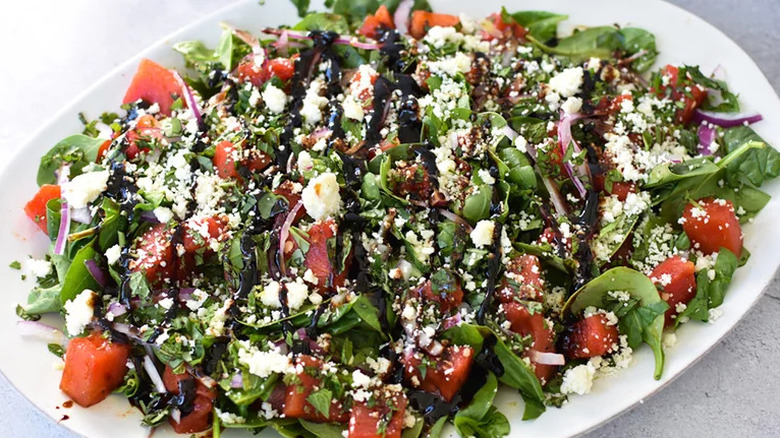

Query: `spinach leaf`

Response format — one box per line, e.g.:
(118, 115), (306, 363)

(37, 135), (104, 186)
(721, 126), (780, 187)
(351, 295), (383, 332)
(492, 334), (546, 419)
(455, 407), (510, 438)
(59, 241), (100, 304)
(533, 26), (623, 61)
(294, 12), (351, 33)
(299, 420), (344, 438)
(401, 416), (425, 438)
(503, 8), (567, 42)
(618, 28), (658, 73)
(564, 267), (666, 379)
(98, 198), (123, 251)
(462, 185), (492, 223)
(508, 117), (547, 144)
(25, 285), (62, 315)
(454, 372), (499, 428)
(645, 157), (719, 188)
(684, 66), (740, 112)
(676, 248), (738, 325)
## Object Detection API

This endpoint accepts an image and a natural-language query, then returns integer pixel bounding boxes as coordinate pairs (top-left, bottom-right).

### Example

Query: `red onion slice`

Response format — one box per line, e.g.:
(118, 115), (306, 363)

(279, 202), (303, 276)
(557, 111), (590, 198)
(139, 210), (161, 224)
(691, 109), (762, 128)
(394, 0), (413, 34)
(53, 200), (70, 256)
(697, 123), (717, 156)
(438, 209), (473, 232)
(542, 176), (569, 217)
(84, 259), (109, 288)
(263, 28), (382, 50)
(171, 70), (203, 127)
(17, 321), (65, 344)
(528, 350), (565, 366)
(500, 125), (519, 142)
(143, 355), (167, 393)
(230, 373), (244, 389)
(107, 302), (127, 317)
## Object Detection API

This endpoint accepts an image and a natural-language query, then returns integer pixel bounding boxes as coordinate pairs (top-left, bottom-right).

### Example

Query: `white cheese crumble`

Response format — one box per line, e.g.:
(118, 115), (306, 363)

(342, 95), (365, 121)
(153, 206), (173, 224)
(238, 344), (291, 378)
(62, 171), (110, 209)
(352, 370), (372, 388)
(64, 289), (96, 335)
(470, 220), (495, 248)
(423, 26), (464, 48)
(561, 96), (583, 114)
(262, 84), (288, 114)
(300, 78), (329, 125)
(302, 172), (341, 221)
(260, 280), (282, 308)
(560, 362), (596, 395)
(24, 258), (51, 278)
(105, 244), (122, 265)
(549, 67), (584, 98)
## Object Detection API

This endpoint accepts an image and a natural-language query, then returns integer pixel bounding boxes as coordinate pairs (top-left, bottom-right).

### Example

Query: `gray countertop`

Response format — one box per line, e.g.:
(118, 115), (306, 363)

(1, 0), (778, 436)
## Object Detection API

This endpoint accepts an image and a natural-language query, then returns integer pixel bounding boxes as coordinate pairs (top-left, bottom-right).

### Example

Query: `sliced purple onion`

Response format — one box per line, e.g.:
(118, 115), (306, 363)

(84, 259), (109, 288)
(311, 127), (333, 141)
(338, 38), (382, 50)
(224, 24), (261, 53)
(542, 176), (568, 217)
(557, 111), (590, 198)
(17, 321), (65, 344)
(139, 210), (161, 224)
(70, 207), (93, 224)
(230, 373), (244, 389)
(294, 328), (324, 354)
(171, 70), (203, 127)
(112, 322), (147, 343)
(442, 313), (462, 330)
(437, 209), (473, 232)
(697, 123), (717, 156)
(56, 163), (71, 185)
(691, 109), (762, 128)
(178, 287), (195, 302)
(499, 125), (519, 142)
(143, 355), (167, 393)
(394, 0), (413, 35)
(529, 350), (565, 366)
(107, 302), (128, 317)
(53, 200), (70, 256)
(279, 202), (303, 276)
(263, 28), (382, 51)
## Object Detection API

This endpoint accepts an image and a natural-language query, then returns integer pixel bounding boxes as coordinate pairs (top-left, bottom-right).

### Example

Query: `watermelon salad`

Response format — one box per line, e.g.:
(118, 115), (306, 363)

(14, 1), (779, 437)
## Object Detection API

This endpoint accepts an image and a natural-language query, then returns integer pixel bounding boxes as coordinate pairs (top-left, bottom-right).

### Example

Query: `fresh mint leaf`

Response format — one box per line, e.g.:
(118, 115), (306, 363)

(16, 304), (41, 321)
(306, 388), (333, 418)
(37, 134), (105, 186)
(48, 343), (65, 358)
(9, 261), (21, 270)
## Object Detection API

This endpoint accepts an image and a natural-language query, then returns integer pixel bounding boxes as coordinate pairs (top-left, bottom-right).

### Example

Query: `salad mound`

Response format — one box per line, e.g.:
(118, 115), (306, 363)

(16, 1), (779, 437)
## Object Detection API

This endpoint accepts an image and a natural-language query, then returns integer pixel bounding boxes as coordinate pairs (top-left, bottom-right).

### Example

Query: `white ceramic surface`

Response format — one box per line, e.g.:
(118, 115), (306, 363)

(0, 1), (778, 437)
